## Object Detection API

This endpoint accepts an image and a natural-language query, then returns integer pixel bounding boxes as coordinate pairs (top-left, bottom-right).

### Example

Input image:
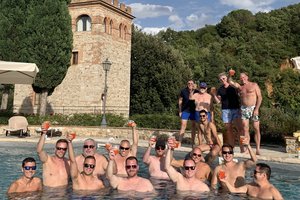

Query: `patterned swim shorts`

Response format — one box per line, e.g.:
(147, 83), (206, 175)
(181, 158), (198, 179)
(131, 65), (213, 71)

(241, 105), (259, 121)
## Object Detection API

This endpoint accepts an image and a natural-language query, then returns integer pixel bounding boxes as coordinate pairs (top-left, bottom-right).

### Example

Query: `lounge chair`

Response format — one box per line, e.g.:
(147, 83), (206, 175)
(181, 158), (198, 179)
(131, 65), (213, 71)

(4, 116), (30, 137)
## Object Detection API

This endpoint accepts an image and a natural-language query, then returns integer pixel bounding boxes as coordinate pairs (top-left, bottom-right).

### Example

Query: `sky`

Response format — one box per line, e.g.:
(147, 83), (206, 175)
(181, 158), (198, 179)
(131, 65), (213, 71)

(123, 0), (300, 34)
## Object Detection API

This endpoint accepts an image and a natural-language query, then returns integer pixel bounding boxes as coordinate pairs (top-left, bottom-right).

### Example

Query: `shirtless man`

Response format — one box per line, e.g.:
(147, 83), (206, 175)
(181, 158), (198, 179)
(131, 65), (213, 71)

(7, 157), (42, 193)
(67, 135), (104, 191)
(107, 155), (154, 192)
(220, 163), (283, 199)
(229, 72), (262, 154)
(114, 123), (138, 176)
(190, 147), (211, 181)
(198, 110), (222, 165)
(36, 128), (70, 187)
(75, 138), (108, 179)
(179, 79), (199, 145)
(211, 142), (257, 191)
(212, 72), (241, 149)
(192, 82), (214, 123)
(143, 139), (169, 179)
(165, 141), (210, 192)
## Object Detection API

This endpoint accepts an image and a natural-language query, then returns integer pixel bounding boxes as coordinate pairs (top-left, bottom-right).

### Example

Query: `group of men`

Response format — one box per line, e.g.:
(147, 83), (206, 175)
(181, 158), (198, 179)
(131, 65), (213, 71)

(179, 71), (262, 158)
(7, 71), (282, 199)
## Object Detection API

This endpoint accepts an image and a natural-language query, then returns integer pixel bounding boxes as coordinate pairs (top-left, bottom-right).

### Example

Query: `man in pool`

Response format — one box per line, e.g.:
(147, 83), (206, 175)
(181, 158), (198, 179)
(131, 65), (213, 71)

(36, 127), (70, 187)
(143, 139), (170, 179)
(211, 141), (257, 191)
(7, 157), (42, 193)
(67, 135), (105, 190)
(219, 163), (283, 199)
(165, 141), (210, 192)
(198, 109), (222, 165)
(107, 155), (154, 192)
(75, 138), (109, 179)
(114, 122), (138, 176)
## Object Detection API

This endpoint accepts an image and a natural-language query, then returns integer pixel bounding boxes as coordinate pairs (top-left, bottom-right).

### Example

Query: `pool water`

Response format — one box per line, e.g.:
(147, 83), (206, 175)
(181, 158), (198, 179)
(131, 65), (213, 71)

(0, 142), (299, 199)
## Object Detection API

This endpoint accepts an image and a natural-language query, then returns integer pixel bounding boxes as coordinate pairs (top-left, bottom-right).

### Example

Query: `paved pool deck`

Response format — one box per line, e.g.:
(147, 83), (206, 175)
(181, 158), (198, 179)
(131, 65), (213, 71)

(0, 135), (299, 164)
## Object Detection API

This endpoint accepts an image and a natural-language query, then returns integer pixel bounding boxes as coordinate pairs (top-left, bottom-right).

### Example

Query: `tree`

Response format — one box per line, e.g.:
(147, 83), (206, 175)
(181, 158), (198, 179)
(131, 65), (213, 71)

(0, 0), (72, 115)
(130, 27), (192, 114)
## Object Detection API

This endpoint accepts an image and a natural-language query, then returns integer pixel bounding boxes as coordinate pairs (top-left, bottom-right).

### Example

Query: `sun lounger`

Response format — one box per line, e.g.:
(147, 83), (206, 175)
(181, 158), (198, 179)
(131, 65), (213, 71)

(4, 116), (30, 137)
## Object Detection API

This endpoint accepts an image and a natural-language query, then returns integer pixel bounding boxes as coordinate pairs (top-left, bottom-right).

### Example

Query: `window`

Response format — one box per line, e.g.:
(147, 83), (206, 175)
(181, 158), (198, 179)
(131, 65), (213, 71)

(76, 15), (91, 31)
(119, 23), (123, 38)
(104, 17), (108, 33)
(109, 20), (113, 35)
(72, 51), (78, 65)
(124, 26), (127, 39)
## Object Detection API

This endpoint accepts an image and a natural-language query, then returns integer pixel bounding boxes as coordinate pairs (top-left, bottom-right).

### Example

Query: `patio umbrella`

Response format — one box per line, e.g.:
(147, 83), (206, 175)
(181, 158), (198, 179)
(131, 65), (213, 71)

(0, 61), (39, 84)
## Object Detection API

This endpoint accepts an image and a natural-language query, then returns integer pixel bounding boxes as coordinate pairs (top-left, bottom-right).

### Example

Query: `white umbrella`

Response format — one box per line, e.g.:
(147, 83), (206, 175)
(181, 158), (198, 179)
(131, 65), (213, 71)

(0, 61), (39, 84)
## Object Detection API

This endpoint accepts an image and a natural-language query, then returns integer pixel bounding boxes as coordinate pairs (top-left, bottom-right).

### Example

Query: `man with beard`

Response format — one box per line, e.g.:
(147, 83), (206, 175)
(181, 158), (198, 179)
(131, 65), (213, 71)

(107, 155), (154, 192)
(211, 141), (257, 191)
(7, 157), (42, 193)
(75, 138), (108, 179)
(229, 72), (262, 154)
(67, 135), (104, 190)
(198, 109), (222, 165)
(165, 141), (210, 192)
(143, 139), (169, 179)
(37, 128), (70, 187)
(114, 123), (138, 176)
(220, 163), (283, 199)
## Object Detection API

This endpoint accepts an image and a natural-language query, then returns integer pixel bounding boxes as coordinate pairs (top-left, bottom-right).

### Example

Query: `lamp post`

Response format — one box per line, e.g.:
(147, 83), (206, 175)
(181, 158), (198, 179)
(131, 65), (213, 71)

(101, 58), (112, 127)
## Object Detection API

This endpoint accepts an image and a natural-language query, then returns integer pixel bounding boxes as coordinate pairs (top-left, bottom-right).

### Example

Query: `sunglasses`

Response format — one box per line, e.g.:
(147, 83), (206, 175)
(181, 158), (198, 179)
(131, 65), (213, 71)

(84, 164), (95, 169)
(184, 166), (196, 170)
(222, 151), (234, 155)
(200, 115), (206, 118)
(253, 170), (264, 175)
(56, 147), (67, 151)
(125, 165), (137, 169)
(24, 166), (37, 170)
(83, 145), (95, 149)
(192, 153), (202, 157)
(120, 146), (130, 150)
(155, 146), (166, 150)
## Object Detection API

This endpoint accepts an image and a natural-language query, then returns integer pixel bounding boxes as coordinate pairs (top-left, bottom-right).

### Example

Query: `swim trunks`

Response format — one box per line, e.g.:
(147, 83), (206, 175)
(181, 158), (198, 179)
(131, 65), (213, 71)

(181, 111), (196, 120)
(241, 106), (259, 121)
(221, 109), (240, 123)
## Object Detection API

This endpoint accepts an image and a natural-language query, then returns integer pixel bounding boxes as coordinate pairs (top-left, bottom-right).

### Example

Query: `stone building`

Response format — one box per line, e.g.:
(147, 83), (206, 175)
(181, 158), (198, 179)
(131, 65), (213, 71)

(13, 0), (134, 117)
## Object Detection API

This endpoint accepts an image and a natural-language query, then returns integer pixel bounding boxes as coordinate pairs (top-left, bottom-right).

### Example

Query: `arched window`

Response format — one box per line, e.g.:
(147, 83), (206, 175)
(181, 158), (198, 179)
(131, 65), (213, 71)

(124, 25), (127, 39)
(119, 23), (123, 38)
(104, 17), (108, 33)
(109, 20), (113, 35)
(76, 15), (91, 31)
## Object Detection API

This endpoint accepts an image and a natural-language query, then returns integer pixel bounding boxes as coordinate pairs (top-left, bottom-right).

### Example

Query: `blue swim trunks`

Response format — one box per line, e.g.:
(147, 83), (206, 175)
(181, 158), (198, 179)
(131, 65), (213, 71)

(195, 111), (211, 122)
(181, 111), (196, 120)
(222, 109), (240, 123)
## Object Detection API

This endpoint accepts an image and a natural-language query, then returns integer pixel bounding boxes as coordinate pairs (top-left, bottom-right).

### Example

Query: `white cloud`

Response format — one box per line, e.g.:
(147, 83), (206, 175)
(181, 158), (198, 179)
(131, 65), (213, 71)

(185, 13), (211, 29)
(168, 15), (184, 29)
(129, 3), (173, 19)
(220, 0), (275, 13)
(142, 27), (167, 35)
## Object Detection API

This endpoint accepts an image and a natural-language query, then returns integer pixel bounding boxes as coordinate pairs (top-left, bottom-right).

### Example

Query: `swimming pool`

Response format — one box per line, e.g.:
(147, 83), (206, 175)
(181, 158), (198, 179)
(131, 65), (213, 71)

(1, 142), (299, 199)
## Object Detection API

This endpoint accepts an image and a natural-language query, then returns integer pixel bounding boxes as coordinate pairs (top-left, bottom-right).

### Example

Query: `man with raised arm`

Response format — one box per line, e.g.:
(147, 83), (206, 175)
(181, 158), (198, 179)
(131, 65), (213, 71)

(7, 157), (42, 193)
(211, 140), (257, 191)
(114, 122), (138, 176)
(220, 163), (283, 200)
(75, 138), (108, 179)
(107, 154), (154, 192)
(36, 125), (70, 187)
(165, 140), (210, 192)
(211, 72), (241, 149)
(143, 139), (170, 179)
(198, 109), (222, 165)
(228, 72), (262, 154)
(67, 135), (104, 191)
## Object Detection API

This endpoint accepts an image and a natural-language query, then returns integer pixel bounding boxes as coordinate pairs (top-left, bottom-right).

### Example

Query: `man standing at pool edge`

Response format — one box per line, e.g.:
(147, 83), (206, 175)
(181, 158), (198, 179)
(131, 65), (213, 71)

(36, 124), (70, 187)
(7, 157), (42, 193)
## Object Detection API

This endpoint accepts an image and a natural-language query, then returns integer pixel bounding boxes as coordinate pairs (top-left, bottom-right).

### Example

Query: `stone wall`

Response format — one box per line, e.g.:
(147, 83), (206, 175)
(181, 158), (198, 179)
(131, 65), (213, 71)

(13, 0), (133, 117)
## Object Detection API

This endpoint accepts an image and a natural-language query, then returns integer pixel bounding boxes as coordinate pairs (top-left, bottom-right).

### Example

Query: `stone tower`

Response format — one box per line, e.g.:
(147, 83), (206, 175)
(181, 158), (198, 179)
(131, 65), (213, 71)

(13, 0), (134, 117)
